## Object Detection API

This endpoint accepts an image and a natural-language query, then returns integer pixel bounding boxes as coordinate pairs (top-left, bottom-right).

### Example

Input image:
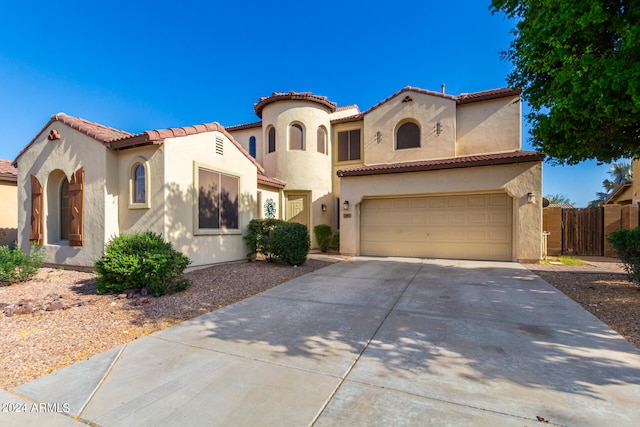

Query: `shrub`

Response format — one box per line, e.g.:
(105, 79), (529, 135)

(94, 231), (191, 296)
(268, 222), (310, 266)
(0, 245), (44, 285)
(313, 224), (333, 252)
(329, 231), (340, 250)
(607, 227), (640, 287)
(244, 218), (284, 260)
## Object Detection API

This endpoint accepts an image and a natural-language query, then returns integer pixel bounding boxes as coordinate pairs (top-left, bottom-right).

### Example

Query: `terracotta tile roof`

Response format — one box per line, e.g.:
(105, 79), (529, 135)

(336, 151), (543, 177)
(112, 122), (265, 174)
(0, 159), (17, 181)
(52, 113), (132, 142)
(456, 88), (522, 104)
(362, 86), (521, 116)
(225, 121), (262, 131)
(13, 113), (133, 166)
(15, 114), (264, 174)
(330, 113), (364, 125)
(335, 104), (360, 112)
(258, 173), (286, 189)
(254, 91), (337, 118)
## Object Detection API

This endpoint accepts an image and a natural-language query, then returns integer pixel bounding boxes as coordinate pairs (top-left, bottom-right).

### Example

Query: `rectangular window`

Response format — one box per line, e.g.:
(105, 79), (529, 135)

(337, 129), (361, 162)
(198, 168), (239, 230)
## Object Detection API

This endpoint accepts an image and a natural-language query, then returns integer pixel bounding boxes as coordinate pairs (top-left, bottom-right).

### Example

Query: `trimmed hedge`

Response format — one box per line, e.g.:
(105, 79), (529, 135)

(94, 231), (191, 296)
(244, 218), (284, 260)
(313, 224), (333, 252)
(607, 227), (640, 287)
(267, 222), (310, 266)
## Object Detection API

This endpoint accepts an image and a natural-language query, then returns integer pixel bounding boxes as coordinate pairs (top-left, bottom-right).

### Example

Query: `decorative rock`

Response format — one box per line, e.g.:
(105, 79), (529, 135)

(4, 307), (14, 317)
(46, 301), (64, 311)
(134, 297), (150, 306)
(140, 288), (148, 296)
(117, 293), (128, 299)
(0, 302), (8, 310)
(18, 299), (34, 306)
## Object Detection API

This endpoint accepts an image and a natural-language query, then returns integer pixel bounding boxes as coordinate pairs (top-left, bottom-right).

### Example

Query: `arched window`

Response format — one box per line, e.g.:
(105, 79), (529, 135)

(317, 127), (327, 154)
(133, 164), (146, 204)
(249, 136), (257, 158)
(129, 158), (150, 208)
(396, 122), (421, 150)
(60, 178), (69, 240)
(289, 123), (304, 150)
(267, 126), (276, 153)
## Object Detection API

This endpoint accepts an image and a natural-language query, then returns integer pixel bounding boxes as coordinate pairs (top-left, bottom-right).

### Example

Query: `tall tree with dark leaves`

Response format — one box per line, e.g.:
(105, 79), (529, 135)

(491, 1), (640, 164)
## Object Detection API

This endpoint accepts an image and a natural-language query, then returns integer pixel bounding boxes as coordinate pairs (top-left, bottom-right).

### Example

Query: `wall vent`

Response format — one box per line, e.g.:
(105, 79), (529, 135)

(215, 136), (224, 155)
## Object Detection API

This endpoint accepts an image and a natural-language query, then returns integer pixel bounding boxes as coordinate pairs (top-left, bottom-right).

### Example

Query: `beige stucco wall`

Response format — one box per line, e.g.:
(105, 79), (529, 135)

(257, 185), (282, 219)
(15, 122), (112, 266)
(456, 96), (521, 156)
(260, 100), (335, 238)
(0, 179), (18, 246)
(228, 127), (262, 163)
(338, 161), (543, 262)
(162, 130), (258, 267)
(117, 145), (165, 236)
(364, 91), (457, 165)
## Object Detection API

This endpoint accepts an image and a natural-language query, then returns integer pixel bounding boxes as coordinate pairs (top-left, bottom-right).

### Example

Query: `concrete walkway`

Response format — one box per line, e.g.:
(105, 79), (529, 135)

(3, 258), (640, 426)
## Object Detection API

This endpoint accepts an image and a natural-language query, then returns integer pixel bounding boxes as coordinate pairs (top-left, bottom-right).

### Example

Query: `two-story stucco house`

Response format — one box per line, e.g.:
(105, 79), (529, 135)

(13, 85), (543, 268)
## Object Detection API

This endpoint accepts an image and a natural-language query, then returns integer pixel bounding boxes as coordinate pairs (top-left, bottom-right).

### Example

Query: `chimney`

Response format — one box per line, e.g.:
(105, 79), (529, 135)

(441, 83), (446, 94)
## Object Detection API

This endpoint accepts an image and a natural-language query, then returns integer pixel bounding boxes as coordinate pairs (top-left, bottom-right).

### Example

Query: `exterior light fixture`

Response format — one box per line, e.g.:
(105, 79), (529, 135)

(527, 192), (536, 204)
(343, 200), (350, 210)
(321, 203), (327, 212)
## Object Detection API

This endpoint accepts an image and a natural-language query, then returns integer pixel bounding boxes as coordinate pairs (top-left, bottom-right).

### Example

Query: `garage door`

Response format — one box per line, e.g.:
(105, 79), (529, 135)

(360, 193), (512, 261)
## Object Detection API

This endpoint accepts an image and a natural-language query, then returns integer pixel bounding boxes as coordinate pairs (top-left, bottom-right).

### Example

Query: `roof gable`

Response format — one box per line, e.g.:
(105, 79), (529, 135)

(362, 86), (521, 116)
(14, 113), (132, 166)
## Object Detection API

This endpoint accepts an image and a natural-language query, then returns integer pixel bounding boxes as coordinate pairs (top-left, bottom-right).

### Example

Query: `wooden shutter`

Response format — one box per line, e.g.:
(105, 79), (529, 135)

(68, 167), (84, 247)
(29, 175), (44, 245)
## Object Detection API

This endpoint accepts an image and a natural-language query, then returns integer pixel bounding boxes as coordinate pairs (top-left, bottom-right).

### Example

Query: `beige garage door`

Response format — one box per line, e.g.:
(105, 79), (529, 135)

(360, 193), (512, 261)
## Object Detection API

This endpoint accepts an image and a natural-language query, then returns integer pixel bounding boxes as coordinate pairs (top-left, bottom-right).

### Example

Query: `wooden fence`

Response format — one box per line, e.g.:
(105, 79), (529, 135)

(543, 204), (639, 257)
(561, 208), (603, 256)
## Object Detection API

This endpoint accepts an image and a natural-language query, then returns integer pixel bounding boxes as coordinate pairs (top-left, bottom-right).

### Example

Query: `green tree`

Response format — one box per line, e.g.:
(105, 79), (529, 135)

(545, 193), (573, 205)
(491, 1), (640, 165)
(588, 161), (633, 206)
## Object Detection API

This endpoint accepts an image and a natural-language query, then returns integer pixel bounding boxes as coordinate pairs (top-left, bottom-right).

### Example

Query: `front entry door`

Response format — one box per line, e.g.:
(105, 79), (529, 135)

(285, 193), (309, 227)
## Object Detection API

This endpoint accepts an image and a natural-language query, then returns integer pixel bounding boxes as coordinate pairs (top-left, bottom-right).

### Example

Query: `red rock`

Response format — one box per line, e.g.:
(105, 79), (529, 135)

(46, 302), (64, 311)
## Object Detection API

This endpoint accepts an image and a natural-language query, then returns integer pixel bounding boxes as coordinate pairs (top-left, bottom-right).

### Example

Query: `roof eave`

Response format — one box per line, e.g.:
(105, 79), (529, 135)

(337, 152), (544, 177)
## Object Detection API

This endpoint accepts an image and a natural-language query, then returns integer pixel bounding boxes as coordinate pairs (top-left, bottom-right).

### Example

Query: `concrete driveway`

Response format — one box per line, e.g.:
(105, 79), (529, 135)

(4, 258), (640, 426)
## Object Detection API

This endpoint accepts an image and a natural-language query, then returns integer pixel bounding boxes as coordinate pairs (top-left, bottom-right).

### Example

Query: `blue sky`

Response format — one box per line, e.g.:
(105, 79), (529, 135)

(0, 1), (612, 206)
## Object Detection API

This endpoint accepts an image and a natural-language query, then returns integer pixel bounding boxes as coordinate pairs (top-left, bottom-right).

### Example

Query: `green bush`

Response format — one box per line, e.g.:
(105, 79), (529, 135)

(313, 224), (333, 252)
(0, 245), (44, 285)
(94, 231), (191, 296)
(268, 222), (310, 266)
(329, 231), (340, 250)
(243, 218), (284, 260)
(607, 227), (640, 287)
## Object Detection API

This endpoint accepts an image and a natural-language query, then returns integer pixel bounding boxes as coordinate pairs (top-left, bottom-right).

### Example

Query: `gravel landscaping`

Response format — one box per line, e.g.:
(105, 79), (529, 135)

(0, 258), (332, 391)
(1, 257), (638, 392)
